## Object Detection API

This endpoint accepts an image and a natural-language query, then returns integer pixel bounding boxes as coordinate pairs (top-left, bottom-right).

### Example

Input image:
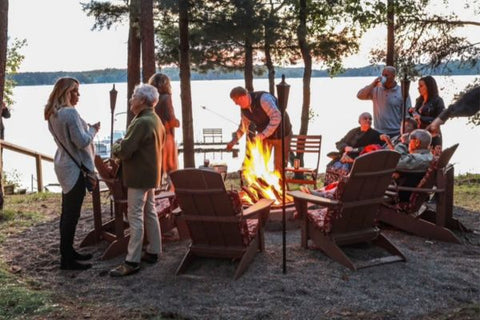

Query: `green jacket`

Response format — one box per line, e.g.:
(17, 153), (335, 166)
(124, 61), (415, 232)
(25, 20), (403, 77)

(112, 108), (165, 188)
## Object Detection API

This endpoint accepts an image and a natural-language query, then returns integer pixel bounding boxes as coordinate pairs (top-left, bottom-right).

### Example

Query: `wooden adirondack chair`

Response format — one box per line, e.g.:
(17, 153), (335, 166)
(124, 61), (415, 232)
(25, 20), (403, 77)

(378, 144), (465, 243)
(288, 150), (406, 271)
(285, 135), (322, 189)
(80, 156), (179, 259)
(170, 168), (274, 279)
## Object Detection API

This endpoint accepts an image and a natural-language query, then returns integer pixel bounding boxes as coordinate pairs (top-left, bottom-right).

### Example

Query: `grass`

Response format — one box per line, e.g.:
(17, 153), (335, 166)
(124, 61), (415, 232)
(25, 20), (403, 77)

(0, 266), (58, 319)
(454, 173), (480, 212)
(0, 176), (478, 319)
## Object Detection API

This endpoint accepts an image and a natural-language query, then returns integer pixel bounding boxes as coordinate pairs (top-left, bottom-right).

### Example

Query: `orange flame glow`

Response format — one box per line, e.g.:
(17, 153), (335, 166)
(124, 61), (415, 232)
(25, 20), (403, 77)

(239, 137), (293, 206)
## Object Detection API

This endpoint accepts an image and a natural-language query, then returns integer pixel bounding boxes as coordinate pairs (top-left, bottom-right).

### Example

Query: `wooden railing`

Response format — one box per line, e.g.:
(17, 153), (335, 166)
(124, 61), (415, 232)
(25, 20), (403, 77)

(0, 139), (54, 193)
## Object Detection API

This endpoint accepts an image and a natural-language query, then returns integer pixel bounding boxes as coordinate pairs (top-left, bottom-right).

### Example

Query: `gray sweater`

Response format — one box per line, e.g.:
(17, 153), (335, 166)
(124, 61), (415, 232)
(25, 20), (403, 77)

(48, 107), (97, 193)
(357, 83), (411, 136)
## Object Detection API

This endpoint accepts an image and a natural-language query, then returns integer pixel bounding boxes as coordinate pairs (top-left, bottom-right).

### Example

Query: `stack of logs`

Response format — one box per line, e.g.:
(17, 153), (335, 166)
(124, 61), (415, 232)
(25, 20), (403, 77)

(239, 176), (293, 206)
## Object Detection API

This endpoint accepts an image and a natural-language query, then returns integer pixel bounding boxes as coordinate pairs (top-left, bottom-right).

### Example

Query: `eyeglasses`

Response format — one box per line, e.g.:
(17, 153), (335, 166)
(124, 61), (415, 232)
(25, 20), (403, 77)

(361, 117), (372, 120)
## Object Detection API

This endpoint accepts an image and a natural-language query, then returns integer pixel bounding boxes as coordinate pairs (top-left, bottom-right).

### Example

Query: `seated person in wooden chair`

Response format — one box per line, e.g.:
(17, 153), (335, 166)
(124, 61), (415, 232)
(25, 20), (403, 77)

(324, 112), (383, 185)
(393, 129), (434, 202)
(380, 118), (418, 151)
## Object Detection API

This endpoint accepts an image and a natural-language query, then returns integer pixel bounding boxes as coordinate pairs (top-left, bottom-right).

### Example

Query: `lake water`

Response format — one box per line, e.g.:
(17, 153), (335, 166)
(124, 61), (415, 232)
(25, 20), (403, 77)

(6, 76), (480, 191)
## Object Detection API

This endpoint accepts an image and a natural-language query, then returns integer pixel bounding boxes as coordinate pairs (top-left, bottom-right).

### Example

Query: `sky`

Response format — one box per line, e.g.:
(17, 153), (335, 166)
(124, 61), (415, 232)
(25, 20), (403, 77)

(7, 0), (479, 73)
(8, 0), (129, 72)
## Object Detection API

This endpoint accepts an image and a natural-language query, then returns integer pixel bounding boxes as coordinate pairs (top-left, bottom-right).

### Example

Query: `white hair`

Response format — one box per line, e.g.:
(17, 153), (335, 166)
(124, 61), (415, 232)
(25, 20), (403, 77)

(410, 129), (432, 149)
(358, 112), (372, 123)
(133, 83), (159, 107)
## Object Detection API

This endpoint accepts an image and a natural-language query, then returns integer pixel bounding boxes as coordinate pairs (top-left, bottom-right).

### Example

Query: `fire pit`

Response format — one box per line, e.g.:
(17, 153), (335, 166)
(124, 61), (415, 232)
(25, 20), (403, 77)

(238, 137), (293, 208)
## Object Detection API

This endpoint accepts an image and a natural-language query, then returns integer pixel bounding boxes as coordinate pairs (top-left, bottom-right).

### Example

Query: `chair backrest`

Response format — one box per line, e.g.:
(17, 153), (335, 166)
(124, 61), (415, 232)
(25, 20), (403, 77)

(170, 169), (246, 248)
(212, 164), (228, 181)
(401, 143), (459, 213)
(331, 150), (400, 234)
(289, 135), (322, 170)
(94, 155), (126, 201)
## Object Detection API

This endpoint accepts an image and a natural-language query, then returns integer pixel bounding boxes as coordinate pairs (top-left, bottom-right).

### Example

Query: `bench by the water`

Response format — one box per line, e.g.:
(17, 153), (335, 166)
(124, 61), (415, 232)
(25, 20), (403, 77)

(203, 128), (223, 143)
(178, 128), (239, 158)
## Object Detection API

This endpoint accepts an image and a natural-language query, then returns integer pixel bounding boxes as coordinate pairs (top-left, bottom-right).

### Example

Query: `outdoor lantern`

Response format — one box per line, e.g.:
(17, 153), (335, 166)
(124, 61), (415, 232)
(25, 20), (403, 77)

(401, 75), (410, 134)
(276, 74), (290, 274)
(276, 75), (290, 114)
(109, 84), (118, 156)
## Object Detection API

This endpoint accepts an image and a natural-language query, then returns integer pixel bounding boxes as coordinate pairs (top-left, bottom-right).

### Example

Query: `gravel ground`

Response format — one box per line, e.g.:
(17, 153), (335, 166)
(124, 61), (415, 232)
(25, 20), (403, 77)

(1, 205), (479, 320)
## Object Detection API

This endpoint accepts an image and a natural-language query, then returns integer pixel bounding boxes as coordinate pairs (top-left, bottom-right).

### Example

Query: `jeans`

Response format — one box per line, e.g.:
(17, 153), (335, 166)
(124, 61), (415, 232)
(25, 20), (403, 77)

(60, 172), (86, 261)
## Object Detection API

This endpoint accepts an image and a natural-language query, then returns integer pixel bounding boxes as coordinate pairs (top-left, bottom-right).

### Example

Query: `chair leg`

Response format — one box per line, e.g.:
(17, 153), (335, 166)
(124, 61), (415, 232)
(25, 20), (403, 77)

(308, 225), (356, 270)
(373, 233), (406, 261)
(101, 237), (129, 260)
(378, 209), (461, 243)
(301, 217), (308, 249)
(176, 249), (195, 276)
(257, 227), (265, 252)
(234, 237), (258, 280)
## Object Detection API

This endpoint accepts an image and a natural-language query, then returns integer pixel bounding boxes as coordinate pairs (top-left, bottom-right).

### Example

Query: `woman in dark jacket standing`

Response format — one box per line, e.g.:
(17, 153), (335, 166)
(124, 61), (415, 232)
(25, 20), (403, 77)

(411, 76), (445, 152)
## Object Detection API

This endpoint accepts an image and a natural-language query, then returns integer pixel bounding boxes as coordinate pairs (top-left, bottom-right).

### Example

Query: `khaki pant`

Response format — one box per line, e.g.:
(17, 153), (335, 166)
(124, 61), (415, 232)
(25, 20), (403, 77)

(126, 188), (162, 263)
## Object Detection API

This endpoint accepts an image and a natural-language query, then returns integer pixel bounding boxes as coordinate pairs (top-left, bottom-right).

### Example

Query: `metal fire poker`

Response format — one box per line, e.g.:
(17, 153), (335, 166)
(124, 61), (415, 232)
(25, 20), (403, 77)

(110, 84), (118, 157)
(276, 74), (290, 274)
(200, 105), (256, 136)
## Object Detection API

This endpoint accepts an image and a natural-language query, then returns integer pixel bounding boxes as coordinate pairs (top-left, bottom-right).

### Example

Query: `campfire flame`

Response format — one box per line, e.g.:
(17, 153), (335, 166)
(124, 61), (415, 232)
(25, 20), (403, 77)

(239, 137), (293, 206)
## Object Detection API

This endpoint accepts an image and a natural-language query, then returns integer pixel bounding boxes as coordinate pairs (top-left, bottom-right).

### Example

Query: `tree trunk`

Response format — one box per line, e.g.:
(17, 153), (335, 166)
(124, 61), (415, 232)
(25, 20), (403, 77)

(0, 0), (7, 105)
(0, 0), (8, 207)
(265, 34), (275, 95)
(297, 0), (310, 136)
(127, 0), (141, 126)
(179, 0), (195, 168)
(140, 0), (155, 82)
(244, 37), (254, 92)
(386, 0), (394, 66)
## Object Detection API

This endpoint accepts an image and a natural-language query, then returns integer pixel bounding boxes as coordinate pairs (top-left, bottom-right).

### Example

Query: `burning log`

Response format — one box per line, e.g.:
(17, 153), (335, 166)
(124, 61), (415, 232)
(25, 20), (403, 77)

(256, 177), (270, 189)
(250, 183), (271, 201)
(270, 185), (282, 202)
(241, 186), (258, 203)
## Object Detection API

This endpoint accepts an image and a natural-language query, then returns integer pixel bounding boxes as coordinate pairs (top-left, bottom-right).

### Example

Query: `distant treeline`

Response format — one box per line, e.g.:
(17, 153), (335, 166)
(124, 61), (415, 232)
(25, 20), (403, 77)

(9, 62), (480, 86)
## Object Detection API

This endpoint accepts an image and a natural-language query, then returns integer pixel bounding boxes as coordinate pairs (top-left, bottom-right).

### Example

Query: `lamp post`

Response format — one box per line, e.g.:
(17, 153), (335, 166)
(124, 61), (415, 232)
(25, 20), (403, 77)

(109, 84), (118, 157)
(401, 75), (410, 135)
(276, 74), (290, 274)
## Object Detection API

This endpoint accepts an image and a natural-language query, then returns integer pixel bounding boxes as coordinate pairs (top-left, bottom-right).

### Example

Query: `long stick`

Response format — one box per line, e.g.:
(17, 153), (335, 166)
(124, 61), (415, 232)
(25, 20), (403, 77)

(200, 105), (256, 135)
(201, 105), (238, 125)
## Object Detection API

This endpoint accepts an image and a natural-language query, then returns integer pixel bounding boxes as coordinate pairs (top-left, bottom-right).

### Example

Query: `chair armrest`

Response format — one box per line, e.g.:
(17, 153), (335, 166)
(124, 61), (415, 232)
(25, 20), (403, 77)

(98, 177), (116, 184)
(243, 199), (274, 219)
(288, 190), (340, 207)
(394, 186), (443, 193)
(155, 191), (175, 200)
(172, 207), (182, 216)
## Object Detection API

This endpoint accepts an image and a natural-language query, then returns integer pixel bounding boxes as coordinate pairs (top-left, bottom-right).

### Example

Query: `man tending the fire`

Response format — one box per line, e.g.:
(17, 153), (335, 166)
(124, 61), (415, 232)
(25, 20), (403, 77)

(226, 86), (292, 174)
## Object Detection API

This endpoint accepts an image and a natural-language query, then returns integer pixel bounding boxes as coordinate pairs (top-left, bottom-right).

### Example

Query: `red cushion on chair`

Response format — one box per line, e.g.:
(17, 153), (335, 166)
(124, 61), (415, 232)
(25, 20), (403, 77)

(307, 207), (331, 232)
(155, 197), (171, 215)
(227, 190), (243, 214)
(243, 219), (259, 245)
(307, 176), (348, 233)
(227, 190), (259, 246)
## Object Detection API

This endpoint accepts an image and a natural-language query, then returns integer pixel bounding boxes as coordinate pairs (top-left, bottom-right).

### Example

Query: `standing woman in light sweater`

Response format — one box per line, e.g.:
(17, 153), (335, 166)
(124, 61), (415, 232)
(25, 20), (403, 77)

(44, 77), (100, 270)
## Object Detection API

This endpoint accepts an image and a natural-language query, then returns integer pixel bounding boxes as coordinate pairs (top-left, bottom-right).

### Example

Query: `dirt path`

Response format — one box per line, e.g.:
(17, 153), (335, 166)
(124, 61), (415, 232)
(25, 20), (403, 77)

(1, 205), (479, 319)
